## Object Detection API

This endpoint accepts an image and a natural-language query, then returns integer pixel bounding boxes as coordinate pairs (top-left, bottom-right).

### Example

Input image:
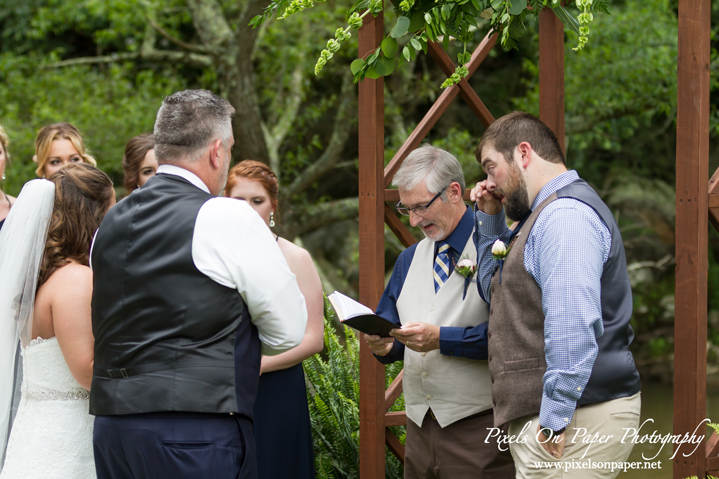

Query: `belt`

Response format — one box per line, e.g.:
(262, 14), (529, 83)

(425, 408), (493, 422)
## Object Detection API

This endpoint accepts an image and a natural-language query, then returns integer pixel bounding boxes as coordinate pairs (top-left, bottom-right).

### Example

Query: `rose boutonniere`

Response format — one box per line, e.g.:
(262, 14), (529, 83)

(492, 239), (511, 284)
(454, 256), (477, 300)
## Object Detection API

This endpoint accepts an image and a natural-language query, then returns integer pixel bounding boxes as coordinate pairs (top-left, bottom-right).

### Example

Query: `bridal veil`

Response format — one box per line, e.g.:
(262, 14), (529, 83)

(0, 179), (55, 467)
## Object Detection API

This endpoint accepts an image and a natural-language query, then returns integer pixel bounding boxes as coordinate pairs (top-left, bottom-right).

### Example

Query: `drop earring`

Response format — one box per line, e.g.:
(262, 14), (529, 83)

(269, 212), (275, 228)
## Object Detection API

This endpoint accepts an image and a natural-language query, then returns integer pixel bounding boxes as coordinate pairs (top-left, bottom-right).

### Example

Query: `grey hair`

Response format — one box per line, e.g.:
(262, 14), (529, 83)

(153, 89), (235, 163)
(392, 144), (465, 200)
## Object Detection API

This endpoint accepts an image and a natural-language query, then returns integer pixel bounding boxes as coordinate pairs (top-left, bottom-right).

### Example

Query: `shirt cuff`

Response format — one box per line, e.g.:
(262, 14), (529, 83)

(475, 207), (508, 237)
(374, 339), (404, 364)
(539, 393), (577, 431)
(439, 327), (463, 358)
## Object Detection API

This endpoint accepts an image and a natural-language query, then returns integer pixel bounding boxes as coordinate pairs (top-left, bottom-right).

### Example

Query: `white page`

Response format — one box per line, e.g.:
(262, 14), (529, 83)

(328, 291), (373, 319)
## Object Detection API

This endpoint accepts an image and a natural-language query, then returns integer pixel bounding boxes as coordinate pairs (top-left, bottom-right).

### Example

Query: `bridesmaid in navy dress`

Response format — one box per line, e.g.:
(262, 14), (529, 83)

(0, 125), (16, 233)
(226, 160), (324, 479)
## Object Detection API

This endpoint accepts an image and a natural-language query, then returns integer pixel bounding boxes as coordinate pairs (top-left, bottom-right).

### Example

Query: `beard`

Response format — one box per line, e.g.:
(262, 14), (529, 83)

(417, 220), (446, 241)
(497, 163), (531, 222)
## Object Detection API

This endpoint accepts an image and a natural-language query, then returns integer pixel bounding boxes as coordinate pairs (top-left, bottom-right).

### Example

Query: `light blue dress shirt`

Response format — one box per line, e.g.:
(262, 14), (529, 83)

(474, 170), (612, 431)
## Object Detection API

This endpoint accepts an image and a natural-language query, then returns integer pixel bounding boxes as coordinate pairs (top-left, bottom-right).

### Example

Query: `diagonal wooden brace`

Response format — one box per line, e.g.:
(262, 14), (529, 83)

(383, 32), (498, 188)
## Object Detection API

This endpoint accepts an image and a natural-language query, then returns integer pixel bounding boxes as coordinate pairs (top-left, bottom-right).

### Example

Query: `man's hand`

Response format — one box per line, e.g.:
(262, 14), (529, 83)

(470, 180), (503, 216)
(390, 322), (440, 352)
(363, 334), (395, 356)
(536, 425), (565, 459)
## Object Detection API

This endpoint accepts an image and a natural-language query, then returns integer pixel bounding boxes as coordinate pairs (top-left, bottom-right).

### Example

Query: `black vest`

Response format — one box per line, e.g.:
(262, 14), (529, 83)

(90, 174), (260, 417)
(557, 180), (641, 405)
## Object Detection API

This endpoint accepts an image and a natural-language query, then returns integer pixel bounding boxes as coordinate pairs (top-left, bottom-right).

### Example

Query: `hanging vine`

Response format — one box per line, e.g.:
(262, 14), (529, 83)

(251, 0), (609, 88)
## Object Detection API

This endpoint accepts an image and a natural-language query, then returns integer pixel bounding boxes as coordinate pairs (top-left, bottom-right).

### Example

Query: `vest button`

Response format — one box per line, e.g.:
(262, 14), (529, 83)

(489, 355), (492, 361)
(430, 306), (434, 312)
(488, 332), (491, 339)
(493, 400), (496, 407)
(421, 352), (427, 357)
(426, 394), (432, 400)
(491, 378), (494, 384)
(490, 308), (494, 315)
(422, 372), (428, 378)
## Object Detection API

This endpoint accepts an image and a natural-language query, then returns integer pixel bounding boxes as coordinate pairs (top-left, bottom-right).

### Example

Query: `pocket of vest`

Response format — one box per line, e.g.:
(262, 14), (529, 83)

(504, 358), (539, 372)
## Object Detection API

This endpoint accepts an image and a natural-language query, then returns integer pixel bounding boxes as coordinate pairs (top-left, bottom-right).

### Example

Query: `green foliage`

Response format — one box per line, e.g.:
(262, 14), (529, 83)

(253, 0), (607, 88)
(0, 53), (183, 196)
(304, 304), (404, 479)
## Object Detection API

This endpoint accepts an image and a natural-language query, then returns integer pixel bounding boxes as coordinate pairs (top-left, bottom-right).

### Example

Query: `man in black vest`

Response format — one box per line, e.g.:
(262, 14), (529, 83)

(90, 90), (307, 479)
(471, 112), (641, 478)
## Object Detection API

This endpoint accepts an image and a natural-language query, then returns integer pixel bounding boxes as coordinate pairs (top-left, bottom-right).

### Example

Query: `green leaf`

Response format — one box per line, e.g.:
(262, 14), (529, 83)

(425, 12), (433, 24)
(390, 16), (411, 38)
(501, 12), (509, 22)
(491, 0), (503, 9)
(410, 37), (422, 50)
(365, 65), (382, 79)
(409, 10), (425, 32)
(508, 0), (526, 15)
(466, 15), (478, 28)
(461, 2), (479, 16)
(367, 47), (381, 62)
(443, 33), (450, 51)
(350, 58), (365, 75)
(373, 54), (395, 76)
(551, 4), (580, 35)
(381, 37), (399, 58)
(402, 45), (411, 61)
(471, 0), (481, 10)
(441, 4), (451, 20)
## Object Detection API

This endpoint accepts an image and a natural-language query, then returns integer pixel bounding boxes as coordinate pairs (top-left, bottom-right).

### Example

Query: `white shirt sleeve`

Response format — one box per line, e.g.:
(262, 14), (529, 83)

(192, 197), (307, 355)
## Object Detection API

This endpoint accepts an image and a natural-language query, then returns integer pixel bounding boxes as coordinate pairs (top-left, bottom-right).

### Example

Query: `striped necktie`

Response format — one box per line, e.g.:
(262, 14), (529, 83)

(433, 242), (450, 293)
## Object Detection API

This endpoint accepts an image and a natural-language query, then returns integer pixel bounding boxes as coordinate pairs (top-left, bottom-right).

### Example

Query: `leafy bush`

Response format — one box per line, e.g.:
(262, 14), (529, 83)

(304, 305), (405, 479)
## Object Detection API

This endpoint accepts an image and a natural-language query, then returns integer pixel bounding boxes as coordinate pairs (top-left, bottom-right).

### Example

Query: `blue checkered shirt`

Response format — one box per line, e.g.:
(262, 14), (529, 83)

(474, 170), (611, 431)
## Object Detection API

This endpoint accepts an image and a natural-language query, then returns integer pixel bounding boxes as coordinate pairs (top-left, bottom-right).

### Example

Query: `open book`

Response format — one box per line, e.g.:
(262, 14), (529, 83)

(327, 291), (397, 337)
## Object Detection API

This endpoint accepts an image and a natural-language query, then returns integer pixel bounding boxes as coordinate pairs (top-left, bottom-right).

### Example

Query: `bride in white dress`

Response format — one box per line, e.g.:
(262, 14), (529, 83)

(0, 164), (115, 479)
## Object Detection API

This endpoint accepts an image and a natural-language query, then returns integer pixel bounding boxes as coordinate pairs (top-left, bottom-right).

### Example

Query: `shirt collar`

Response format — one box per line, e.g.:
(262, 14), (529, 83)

(437, 206), (473, 253)
(156, 164), (211, 194)
(530, 170), (580, 211)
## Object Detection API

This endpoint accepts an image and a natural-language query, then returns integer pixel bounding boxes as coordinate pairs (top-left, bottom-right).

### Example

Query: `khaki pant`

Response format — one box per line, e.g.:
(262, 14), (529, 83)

(507, 392), (641, 479)
(405, 409), (515, 479)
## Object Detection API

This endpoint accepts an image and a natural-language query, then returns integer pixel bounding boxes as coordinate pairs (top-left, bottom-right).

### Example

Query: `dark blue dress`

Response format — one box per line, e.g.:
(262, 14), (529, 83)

(253, 363), (315, 479)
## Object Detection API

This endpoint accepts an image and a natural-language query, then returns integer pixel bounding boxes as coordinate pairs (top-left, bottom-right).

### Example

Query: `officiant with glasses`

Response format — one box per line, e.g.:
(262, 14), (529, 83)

(363, 145), (514, 479)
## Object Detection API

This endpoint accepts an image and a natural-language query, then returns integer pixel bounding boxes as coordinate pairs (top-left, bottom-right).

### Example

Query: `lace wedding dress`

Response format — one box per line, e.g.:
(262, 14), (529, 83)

(0, 337), (95, 479)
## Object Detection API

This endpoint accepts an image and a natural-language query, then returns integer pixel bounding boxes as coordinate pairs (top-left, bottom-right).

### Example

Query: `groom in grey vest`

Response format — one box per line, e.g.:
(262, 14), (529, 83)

(90, 90), (307, 479)
(472, 111), (641, 478)
(364, 145), (514, 479)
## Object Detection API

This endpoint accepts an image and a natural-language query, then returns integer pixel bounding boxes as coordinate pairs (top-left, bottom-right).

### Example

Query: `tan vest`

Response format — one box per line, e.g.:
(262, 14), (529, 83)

(396, 234), (492, 428)
(488, 195), (552, 428)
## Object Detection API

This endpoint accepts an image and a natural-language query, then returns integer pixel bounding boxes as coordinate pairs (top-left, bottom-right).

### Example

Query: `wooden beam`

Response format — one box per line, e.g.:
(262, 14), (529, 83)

(427, 34), (497, 128)
(384, 369), (405, 410)
(538, 7), (565, 154)
(384, 205), (417, 249)
(384, 411), (408, 427)
(706, 433), (719, 461)
(706, 456), (719, 473)
(708, 170), (719, 231)
(383, 33), (497, 188)
(358, 9), (387, 479)
(385, 429), (405, 462)
(674, 0), (710, 478)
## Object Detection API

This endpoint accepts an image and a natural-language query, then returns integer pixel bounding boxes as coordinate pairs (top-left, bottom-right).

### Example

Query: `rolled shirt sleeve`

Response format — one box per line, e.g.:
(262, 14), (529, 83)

(192, 197), (307, 356)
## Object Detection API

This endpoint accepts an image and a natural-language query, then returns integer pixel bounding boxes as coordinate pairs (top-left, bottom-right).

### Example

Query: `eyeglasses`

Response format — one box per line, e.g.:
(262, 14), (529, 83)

(395, 186), (448, 216)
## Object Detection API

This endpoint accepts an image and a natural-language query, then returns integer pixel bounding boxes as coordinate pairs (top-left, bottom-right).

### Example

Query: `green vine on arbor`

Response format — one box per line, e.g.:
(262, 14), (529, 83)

(251, 0), (609, 88)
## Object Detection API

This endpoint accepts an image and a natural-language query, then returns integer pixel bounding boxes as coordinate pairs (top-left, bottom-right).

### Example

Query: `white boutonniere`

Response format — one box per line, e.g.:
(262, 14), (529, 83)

(454, 256), (477, 300)
(491, 239), (511, 284)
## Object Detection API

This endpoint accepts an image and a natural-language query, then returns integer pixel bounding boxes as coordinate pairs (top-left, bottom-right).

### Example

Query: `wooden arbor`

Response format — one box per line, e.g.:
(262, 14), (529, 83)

(356, 6), (566, 478)
(357, 1), (718, 478)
